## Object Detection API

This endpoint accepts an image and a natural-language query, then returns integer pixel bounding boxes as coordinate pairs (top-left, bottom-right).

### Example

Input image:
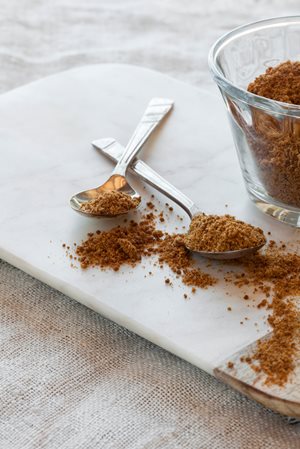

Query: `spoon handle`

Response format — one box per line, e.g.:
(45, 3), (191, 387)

(112, 98), (173, 176)
(93, 138), (199, 219)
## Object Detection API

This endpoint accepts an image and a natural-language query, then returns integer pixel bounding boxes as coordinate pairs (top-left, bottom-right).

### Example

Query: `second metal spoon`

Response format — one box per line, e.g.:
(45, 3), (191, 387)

(92, 138), (266, 260)
(70, 98), (173, 217)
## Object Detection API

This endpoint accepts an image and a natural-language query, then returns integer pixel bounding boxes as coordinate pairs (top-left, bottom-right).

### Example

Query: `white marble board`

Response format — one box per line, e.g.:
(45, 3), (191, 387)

(1, 64), (298, 379)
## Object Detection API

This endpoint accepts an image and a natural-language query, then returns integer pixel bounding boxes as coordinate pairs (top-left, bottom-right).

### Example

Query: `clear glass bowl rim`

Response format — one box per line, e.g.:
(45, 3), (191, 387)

(208, 16), (300, 117)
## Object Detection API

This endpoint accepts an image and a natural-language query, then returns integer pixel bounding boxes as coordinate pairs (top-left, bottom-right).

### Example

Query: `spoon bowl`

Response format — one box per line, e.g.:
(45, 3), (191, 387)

(70, 175), (141, 218)
(184, 242), (265, 260)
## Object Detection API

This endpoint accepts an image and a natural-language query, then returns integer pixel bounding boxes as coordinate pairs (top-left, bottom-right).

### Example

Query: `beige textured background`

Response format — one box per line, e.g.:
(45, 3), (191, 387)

(1, 1), (300, 448)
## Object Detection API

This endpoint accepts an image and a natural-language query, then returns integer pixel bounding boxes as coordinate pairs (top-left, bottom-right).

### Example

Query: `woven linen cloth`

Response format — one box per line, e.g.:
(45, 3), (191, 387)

(1, 1), (300, 448)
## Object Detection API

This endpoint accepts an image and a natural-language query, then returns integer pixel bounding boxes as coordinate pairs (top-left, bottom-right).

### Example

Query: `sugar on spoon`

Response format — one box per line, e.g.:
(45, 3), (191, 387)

(92, 138), (266, 260)
(70, 98), (173, 217)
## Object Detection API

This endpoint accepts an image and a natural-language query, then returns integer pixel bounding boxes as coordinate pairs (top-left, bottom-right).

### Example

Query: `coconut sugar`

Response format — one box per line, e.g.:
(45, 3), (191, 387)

(157, 234), (217, 289)
(80, 190), (140, 215)
(248, 60), (300, 104)
(76, 214), (162, 271)
(247, 61), (300, 207)
(228, 241), (300, 386)
(184, 214), (266, 253)
(75, 212), (216, 289)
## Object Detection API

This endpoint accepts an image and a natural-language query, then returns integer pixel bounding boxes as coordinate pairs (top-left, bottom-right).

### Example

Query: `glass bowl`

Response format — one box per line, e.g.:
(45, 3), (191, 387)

(209, 16), (300, 227)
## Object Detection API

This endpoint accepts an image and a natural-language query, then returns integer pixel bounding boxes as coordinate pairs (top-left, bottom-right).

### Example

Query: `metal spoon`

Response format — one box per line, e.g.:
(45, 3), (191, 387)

(92, 138), (266, 260)
(70, 98), (173, 217)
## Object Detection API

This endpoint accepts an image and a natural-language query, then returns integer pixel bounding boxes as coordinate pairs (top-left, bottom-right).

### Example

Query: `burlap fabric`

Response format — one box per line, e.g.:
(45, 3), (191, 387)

(1, 260), (299, 448)
(1, 1), (300, 447)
